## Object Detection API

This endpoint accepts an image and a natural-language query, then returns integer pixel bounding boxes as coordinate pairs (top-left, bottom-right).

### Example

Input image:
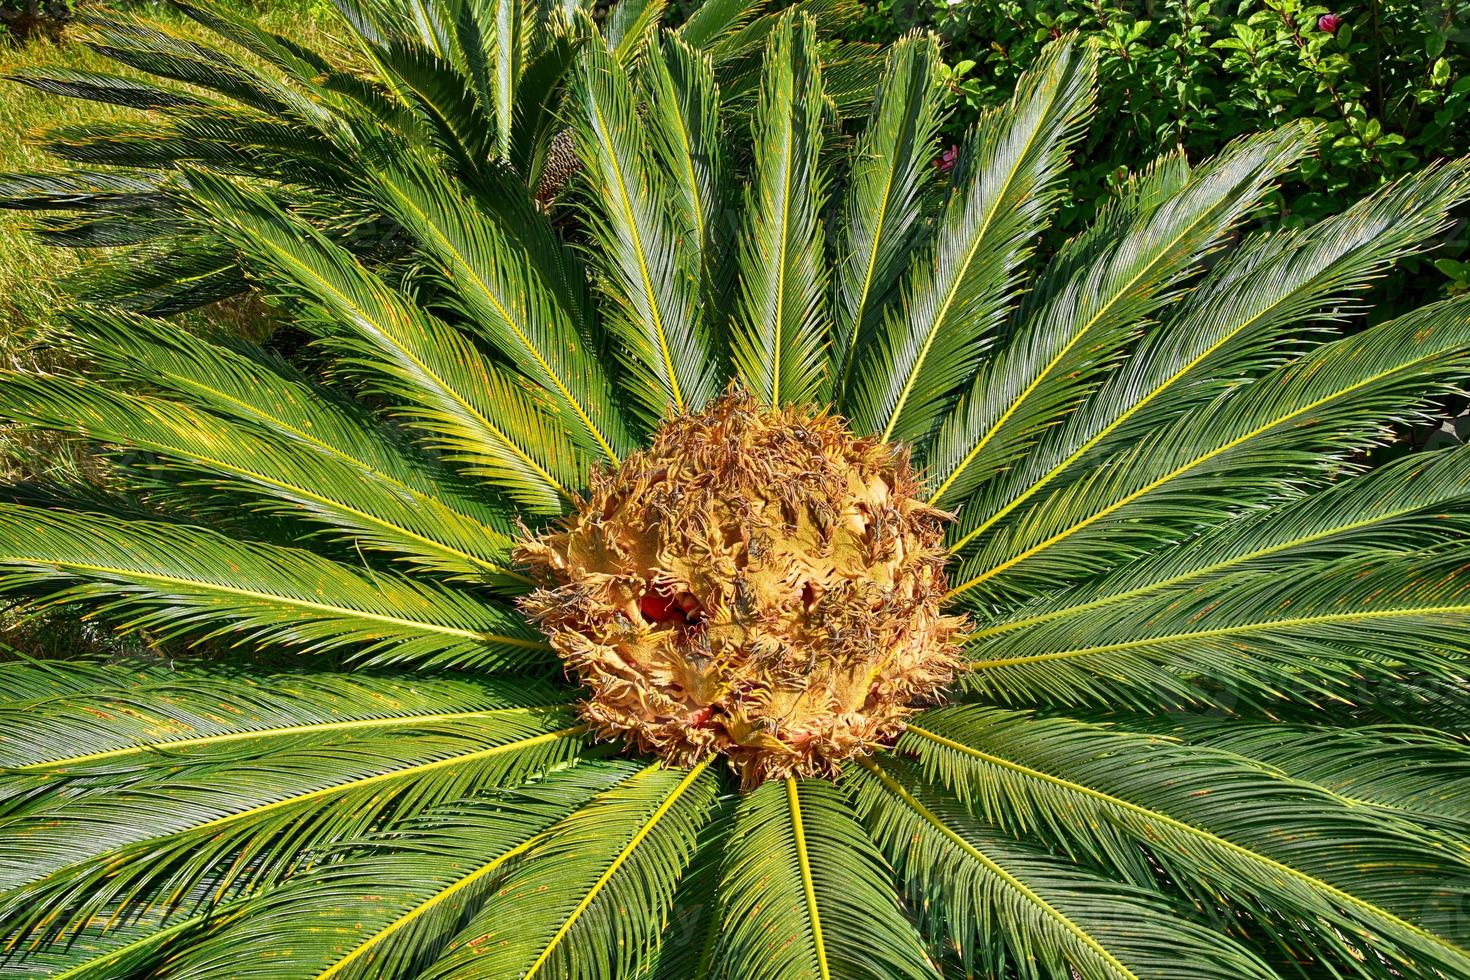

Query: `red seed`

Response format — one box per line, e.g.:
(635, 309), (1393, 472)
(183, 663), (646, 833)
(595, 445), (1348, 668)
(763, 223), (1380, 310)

(640, 590), (681, 624)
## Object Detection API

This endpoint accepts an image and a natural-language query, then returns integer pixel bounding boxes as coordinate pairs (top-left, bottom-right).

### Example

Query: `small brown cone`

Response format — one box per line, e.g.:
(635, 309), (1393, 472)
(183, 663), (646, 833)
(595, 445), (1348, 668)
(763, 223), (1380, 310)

(517, 390), (967, 785)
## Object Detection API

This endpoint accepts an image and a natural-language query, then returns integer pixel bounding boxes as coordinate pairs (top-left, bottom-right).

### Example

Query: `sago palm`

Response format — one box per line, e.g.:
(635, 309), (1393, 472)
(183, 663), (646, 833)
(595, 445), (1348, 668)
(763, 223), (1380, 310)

(3, 10), (1470, 980)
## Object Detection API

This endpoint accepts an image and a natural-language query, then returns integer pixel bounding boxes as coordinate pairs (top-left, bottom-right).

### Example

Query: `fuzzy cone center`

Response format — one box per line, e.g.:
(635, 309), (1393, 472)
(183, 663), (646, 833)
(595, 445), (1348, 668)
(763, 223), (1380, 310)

(517, 391), (967, 785)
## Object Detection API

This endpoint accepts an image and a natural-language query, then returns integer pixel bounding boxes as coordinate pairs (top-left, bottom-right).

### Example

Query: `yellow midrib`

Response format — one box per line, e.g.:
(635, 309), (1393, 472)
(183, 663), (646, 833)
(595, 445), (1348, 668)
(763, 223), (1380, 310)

(67, 400), (516, 581)
(188, 726), (582, 835)
(590, 90), (685, 414)
(968, 495), (1446, 640)
(967, 603), (1470, 670)
(942, 272), (1311, 549)
(1, 554), (545, 649)
(14, 705), (561, 771)
(787, 777), (831, 980)
(879, 74), (1059, 447)
(905, 724), (1470, 970)
(837, 103), (906, 396)
(859, 757), (1138, 980)
(256, 230), (572, 495)
(766, 70), (799, 408)
(375, 175), (621, 465)
(522, 760), (710, 979)
(316, 837), (538, 978)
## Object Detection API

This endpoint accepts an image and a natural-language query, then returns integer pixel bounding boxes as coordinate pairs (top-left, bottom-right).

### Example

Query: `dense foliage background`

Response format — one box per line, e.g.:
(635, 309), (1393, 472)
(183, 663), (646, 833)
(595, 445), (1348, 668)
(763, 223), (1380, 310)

(854, 0), (1470, 314)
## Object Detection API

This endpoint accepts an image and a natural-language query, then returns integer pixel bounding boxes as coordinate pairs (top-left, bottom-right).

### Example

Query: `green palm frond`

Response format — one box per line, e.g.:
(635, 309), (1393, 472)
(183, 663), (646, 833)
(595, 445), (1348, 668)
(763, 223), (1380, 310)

(131, 763), (640, 980)
(354, 145), (635, 462)
(0, 505), (546, 669)
(904, 707), (1470, 978)
(569, 29), (720, 423)
(0, 679), (584, 954)
(0, 655), (169, 702)
(951, 161), (1470, 535)
(711, 778), (937, 980)
(960, 550), (1470, 711)
(728, 13), (831, 407)
(950, 295), (1470, 605)
(65, 309), (523, 538)
(80, 16), (324, 122)
(5, 68), (209, 110)
(0, 376), (528, 583)
(846, 36), (1094, 443)
(829, 33), (944, 397)
(850, 756), (1278, 980)
(642, 35), (728, 323)
(0, 666), (562, 775)
(420, 761), (718, 979)
(973, 445), (1470, 640)
(606, 0), (667, 63)
(926, 125), (1308, 507)
(1108, 718), (1470, 838)
(186, 168), (588, 509)
(171, 0), (334, 79)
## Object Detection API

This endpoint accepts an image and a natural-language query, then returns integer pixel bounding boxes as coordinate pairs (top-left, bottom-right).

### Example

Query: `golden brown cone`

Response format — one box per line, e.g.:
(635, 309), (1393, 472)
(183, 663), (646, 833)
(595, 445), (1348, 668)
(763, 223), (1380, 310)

(517, 390), (967, 786)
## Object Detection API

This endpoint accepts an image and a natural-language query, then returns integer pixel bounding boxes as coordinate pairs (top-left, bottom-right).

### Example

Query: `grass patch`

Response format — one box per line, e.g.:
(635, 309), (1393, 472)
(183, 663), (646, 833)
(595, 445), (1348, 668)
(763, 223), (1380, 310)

(0, 1), (335, 653)
(0, 0), (337, 479)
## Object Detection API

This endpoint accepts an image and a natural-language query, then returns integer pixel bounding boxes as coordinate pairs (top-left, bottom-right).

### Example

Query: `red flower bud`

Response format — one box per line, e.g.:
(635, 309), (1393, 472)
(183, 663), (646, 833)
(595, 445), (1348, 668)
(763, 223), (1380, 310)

(1318, 12), (1342, 33)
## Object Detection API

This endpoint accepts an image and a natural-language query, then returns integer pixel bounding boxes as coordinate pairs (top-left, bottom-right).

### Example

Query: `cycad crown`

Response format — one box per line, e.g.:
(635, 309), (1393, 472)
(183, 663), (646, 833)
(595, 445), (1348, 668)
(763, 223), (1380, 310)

(2, 1), (1470, 978)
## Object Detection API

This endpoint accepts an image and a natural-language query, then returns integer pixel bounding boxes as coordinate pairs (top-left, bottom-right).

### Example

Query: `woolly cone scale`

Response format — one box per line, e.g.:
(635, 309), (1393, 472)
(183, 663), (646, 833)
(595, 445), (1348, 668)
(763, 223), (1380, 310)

(518, 390), (967, 785)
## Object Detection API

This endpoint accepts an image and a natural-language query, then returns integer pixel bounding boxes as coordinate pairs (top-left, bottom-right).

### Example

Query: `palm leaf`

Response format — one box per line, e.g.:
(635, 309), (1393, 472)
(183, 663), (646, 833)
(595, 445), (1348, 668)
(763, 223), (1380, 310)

(1117, 717), (1470, 839)
(959, 550), (1470, 711)
(67, 309), (524, 541)
(419, 761), (718, 979)
(185, 168), (585, 511)
(0, 505), (547, 669)
(171, 0), (336, 80)
(830, 33), (944, 399)
(642, 34), (728, 328)
(926, 125), (1309, 505)
(973, 444), (1470, 640)
(727, 13), (831, 407)
(0, 702), (585, 951)
(358, 40), (497, 174)
(78, 16), (325, 123)
(675, 0), (762, 49)
(905, 706), (1470, 978)
(128, 763), (640, 980)
(5, 69), (207, 111)
(949, 295), (1470, 605)
(357, 143), (634, 462)
(710, 777), (937, 980)
(849, 755), (1278, 980)
(569, 30), (720, 423)
(0, 376), (528, 583)
(606, 0), (667, 63)
(846, 36), (1094, 443)
(948, 160), (1470, 542)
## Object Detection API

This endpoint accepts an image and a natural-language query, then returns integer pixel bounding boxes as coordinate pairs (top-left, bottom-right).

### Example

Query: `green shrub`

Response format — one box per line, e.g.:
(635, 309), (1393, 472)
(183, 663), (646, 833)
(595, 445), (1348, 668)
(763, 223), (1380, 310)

(860, 0), (1470, 311)
(0, 0), (71, 42)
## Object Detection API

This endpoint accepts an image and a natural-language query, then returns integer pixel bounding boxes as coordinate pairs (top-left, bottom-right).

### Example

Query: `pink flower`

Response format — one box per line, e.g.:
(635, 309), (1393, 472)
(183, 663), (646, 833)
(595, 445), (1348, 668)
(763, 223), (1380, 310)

(935, 144), (959, 174)
(1318, 12), (1342, 34)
